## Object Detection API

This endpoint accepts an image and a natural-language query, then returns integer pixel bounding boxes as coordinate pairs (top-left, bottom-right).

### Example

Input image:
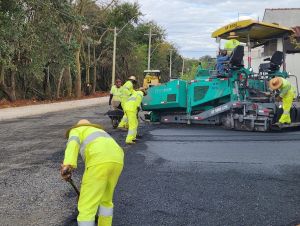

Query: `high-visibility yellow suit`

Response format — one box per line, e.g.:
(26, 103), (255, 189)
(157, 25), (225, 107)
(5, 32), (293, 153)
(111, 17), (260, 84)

(123, 91), (144, 144)
(63, 121), (124, 226)
(110, 85), (122, 102)
(118, 80), (134, 129)
(277, 78), (296, 124)
(224, 39), (240, 55)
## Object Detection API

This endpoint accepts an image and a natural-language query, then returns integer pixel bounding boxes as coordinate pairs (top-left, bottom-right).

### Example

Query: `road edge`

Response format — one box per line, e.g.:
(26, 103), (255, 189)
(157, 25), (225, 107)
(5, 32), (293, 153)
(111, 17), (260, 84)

(0, 96), (109, 121)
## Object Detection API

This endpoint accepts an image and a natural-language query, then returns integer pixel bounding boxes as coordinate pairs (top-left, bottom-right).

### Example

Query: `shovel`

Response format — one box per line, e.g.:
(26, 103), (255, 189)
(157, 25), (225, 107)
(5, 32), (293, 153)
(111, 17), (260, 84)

(67, 178), (80, 197)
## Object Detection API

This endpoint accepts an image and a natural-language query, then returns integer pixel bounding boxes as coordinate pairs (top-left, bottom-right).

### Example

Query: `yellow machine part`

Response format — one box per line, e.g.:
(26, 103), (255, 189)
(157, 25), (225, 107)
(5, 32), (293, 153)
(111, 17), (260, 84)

(143, 75), (160, 89)
(211, 19), (294, 45)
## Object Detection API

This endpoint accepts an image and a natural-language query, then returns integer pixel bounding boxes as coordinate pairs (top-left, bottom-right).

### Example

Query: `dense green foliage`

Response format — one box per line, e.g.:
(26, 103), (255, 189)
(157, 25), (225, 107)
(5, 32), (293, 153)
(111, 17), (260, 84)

(181, 56), (216, 81)
(0, 0), (184, 101)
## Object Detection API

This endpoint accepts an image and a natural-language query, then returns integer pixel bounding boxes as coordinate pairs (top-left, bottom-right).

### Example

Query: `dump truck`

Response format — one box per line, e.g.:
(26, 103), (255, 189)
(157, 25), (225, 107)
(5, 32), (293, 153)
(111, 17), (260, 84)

(142, 20), (300, 131)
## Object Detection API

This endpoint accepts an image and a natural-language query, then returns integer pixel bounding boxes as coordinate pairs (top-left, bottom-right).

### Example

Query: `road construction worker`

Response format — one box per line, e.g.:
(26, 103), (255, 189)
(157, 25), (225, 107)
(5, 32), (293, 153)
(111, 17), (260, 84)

(118, 76), (137, 129)
(109, 78), (122, 109)
(124, 89), (145, 144)
(224, 32), (240, 55)
(61, 119), (124, 226)
(216, 49), (230, 74)
(269, 77), (296, 124)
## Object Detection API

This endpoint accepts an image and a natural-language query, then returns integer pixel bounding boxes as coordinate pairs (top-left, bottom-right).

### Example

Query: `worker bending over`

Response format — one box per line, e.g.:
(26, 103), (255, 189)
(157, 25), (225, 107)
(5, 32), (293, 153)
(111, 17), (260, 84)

(61, 119), (124, 226)
(269, 77), (296, 124)
(118, 76), (137, 129)
(124, 89), (145, 144)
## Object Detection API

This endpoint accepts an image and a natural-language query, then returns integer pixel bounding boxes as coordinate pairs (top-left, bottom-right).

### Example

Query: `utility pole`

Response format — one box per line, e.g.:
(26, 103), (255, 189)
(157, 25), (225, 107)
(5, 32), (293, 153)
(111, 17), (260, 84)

(181, 57), (185, 77)
(111, 17), (136, 87)
(112, 27), (117, 86)
(169, 49), (173, 80)
(87, 41), (90, 84)
(144, 27), (157, 70)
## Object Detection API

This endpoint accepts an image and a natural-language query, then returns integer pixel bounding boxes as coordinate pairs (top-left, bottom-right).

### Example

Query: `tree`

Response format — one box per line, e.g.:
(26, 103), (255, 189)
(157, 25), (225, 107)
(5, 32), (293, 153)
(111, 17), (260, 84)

(0, 0), (183, 102)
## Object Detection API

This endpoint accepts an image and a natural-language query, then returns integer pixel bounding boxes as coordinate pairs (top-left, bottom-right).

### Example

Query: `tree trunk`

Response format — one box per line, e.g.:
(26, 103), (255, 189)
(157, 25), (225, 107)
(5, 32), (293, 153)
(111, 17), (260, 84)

(86, 42), (90, 84)
(0, 69), (17, 102)
(64, 66), (72, 97)
(56, 68), (65, 99)
(75, 47), (81, 98)
(11, 70), (16, 101)
(23, 73), (26, 99)
(92, 44), (97, 94)
(45, 66), (51, 99)
(0, 64), (4, 84)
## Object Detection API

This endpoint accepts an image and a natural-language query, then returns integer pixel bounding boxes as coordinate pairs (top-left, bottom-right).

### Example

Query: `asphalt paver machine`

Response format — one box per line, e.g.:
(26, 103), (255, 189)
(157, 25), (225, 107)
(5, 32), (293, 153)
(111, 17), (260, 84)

(142, 20), (300, 131)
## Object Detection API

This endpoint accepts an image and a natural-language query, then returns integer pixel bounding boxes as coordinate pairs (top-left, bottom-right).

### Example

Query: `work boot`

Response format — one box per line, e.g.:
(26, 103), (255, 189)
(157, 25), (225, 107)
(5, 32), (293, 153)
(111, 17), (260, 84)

(126, 141), (136, 145)
(133, 137), (141, 142)
(117, 127), (127, 131)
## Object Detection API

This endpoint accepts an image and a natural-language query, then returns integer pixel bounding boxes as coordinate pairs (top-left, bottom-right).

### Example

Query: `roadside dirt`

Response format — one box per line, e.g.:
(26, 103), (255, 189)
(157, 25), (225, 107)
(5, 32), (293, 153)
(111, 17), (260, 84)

(0, 91), (108, 109)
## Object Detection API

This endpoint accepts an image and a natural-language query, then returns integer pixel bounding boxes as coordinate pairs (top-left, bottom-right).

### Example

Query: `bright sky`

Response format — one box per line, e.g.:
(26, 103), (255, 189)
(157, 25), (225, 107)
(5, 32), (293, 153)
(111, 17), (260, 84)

(126, 0), (299, 59)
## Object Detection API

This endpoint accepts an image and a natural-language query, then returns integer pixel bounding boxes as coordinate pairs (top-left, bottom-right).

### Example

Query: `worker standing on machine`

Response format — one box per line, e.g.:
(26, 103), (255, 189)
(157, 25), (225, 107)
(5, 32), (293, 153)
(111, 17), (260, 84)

(124, 89), (146, 144)
(61, 119), (124, 226)
(109, 78), (122, 109)
(118, 76), (137, 129)
(224, 32), (240, 55)
(269, 77), (296, 124)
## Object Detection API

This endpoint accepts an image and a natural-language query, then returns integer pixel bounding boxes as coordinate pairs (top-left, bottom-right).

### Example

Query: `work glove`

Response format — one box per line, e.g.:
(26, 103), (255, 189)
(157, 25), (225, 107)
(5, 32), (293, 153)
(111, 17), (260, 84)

(60, 164), (73, 181)
(263, 91), (271, 97)
(275, 96), (282, 102)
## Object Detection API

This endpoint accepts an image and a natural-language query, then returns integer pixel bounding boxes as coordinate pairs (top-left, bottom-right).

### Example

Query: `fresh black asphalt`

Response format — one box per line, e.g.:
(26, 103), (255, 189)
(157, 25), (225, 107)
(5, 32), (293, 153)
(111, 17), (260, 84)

(1, 105), (300, 226)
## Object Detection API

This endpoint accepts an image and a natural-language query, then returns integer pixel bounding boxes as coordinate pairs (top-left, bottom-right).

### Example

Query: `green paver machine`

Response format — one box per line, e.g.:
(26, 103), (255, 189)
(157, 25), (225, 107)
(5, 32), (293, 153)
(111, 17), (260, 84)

(142, 20), (300, 131)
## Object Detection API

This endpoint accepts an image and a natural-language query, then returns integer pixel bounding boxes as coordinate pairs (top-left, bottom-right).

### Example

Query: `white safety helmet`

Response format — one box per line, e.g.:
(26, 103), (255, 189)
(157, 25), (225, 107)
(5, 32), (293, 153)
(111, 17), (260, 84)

(128, 76), (137, 82)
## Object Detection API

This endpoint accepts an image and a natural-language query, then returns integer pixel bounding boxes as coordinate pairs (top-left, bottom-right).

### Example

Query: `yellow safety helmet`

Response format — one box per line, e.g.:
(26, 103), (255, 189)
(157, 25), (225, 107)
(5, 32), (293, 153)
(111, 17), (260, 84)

(77, 119), (91, 125)
(228, 32), (238, 39)
(65, 119), (104, 138)
(269, 77), (283, 90)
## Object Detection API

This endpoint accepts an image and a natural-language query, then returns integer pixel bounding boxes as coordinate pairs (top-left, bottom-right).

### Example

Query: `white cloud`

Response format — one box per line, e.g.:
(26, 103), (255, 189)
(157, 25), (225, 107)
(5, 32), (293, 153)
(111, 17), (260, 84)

(126, 0), (300, 58)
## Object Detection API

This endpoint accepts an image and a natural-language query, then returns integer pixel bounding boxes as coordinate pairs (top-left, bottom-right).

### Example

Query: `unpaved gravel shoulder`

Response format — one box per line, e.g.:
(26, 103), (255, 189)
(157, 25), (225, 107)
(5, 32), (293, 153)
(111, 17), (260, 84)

(0, 96), (108, 121)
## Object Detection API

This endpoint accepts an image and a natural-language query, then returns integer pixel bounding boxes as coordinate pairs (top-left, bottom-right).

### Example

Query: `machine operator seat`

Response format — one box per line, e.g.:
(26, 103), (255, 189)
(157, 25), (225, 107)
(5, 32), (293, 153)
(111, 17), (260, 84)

(259, 51), (284, 74)
(229, 45), (244, 69)
(216, 45), (244, 77)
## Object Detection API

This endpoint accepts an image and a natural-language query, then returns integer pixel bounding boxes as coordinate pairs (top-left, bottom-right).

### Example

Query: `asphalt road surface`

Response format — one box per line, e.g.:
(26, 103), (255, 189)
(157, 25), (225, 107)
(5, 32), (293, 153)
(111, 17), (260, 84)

(1, 104), (300, 226)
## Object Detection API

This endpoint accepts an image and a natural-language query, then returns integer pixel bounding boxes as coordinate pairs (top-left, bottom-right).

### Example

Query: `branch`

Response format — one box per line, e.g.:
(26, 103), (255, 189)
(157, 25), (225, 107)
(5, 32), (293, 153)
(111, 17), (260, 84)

(95, 28), (111, 45)
(102, 0), (117, 12)
(90, 46), (110, 66)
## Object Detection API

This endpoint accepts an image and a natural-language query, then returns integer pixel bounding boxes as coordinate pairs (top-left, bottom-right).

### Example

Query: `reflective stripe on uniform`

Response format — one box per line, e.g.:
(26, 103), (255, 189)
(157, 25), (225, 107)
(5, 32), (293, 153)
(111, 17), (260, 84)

(283, 111), (290, 114)
(67, 136), (81, 145)
(127, 96), (137, 101)
(78, 221), (95, 226)
(128, 129), (136, 135)
(98, 206), (113, 216)
(79, 131), (111, 161)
